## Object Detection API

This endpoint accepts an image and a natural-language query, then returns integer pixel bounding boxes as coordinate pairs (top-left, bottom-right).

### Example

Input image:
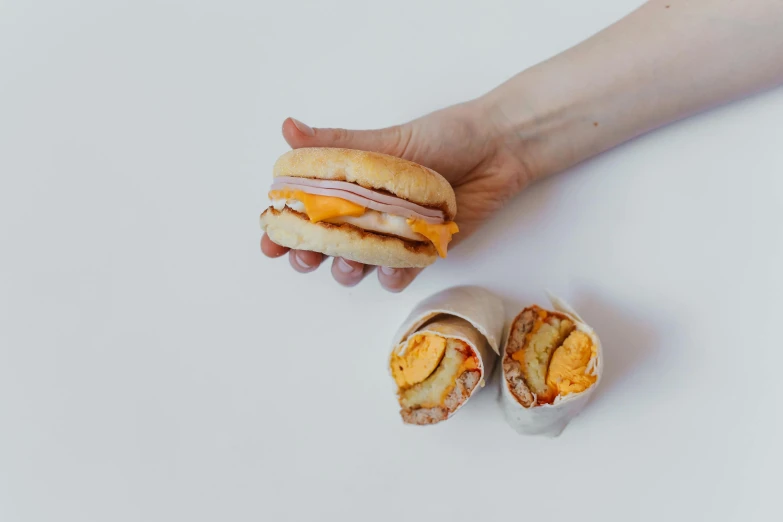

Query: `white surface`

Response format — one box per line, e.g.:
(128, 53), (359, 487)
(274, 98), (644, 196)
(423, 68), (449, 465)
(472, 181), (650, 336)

(1, 1), (781, 521)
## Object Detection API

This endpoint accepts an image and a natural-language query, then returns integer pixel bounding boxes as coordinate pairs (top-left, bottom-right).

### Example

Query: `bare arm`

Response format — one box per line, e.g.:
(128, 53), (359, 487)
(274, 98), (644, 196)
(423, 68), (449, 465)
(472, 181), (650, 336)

(485, 0), (783, 181)
(265, 0), (783, 291)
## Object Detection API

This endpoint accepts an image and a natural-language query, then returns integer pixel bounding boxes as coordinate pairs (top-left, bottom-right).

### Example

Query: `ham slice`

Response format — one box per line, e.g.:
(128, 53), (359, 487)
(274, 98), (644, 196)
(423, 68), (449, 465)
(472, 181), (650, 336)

(270, 176), (446, 224)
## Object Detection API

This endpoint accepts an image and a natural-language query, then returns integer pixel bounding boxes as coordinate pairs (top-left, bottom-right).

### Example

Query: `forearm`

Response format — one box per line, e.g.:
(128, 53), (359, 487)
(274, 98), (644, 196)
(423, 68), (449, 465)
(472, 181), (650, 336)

(483, 0), (783, 180)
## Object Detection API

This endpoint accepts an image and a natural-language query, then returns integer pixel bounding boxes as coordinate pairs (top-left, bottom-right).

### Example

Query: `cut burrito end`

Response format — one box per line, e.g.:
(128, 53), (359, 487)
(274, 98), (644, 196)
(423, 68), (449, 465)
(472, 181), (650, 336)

(260, 148), (459, 267)
(390, 327), (481, 425)
(503, 305), (597, 407)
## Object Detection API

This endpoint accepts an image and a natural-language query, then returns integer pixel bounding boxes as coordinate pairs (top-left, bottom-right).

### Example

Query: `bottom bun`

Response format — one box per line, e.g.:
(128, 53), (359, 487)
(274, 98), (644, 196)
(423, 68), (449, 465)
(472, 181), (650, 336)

(260, 207), (438, 268)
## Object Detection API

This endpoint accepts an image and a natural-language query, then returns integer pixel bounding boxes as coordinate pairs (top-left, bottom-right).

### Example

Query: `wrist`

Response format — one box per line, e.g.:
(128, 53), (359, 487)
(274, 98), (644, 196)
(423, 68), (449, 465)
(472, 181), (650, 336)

(478, 63), (606, 185)
(473, 81), (559, 188)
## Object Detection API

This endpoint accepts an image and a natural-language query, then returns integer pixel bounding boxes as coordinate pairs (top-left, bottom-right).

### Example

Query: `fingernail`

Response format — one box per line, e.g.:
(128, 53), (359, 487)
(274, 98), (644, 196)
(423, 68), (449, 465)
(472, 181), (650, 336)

(291, 118), (314, 137)
(294, 252), (313, 269)
(380, 266), (398, 277)
(337, 258), (357, 274)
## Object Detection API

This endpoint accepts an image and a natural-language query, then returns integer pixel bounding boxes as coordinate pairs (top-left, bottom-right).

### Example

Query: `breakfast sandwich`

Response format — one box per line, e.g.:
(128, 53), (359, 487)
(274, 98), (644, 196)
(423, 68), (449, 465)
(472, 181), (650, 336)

(260, 148), (459, 268)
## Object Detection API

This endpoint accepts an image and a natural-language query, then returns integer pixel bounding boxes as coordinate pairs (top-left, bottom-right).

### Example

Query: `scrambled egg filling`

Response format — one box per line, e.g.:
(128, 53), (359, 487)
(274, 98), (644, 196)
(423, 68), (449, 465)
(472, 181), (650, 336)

(268, 189), (458, 257)
(390, 334), (447, 389)
(547, 331), (597, 395)
(391, 335), (477, 410)
(511, 306), (597, 404)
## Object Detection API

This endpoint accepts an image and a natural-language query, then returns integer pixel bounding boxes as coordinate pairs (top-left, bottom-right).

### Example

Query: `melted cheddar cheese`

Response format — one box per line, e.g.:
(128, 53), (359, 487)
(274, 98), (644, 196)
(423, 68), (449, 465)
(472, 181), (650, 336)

(268, 189), (365, 223)
(408, 219), (459, 258)
(269, 189), (459, 257)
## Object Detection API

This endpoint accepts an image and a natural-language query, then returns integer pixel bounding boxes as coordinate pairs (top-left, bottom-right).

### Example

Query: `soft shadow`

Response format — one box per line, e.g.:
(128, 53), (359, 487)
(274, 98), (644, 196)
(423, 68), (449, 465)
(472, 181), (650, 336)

(472, 287), (664, 414)
(568, 289), (663, 409)
(449, 172), (563, 262)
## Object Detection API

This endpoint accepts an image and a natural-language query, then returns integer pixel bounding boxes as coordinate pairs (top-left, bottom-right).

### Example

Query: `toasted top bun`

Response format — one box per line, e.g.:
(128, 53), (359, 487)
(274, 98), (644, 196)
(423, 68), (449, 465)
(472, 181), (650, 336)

(273, 148), (457, 221)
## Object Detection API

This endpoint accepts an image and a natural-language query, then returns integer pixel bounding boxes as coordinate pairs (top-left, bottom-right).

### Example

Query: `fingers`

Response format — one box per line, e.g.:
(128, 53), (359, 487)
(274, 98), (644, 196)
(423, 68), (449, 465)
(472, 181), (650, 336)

(262, 235), (323, 273)
(262, 233), (422, 291)
(288, 249), (325, 273)
(261, 234), (289, 258)
(282, 117), (412, 158)
(377, 266), (423, 293)
(330, 257), (372, 287)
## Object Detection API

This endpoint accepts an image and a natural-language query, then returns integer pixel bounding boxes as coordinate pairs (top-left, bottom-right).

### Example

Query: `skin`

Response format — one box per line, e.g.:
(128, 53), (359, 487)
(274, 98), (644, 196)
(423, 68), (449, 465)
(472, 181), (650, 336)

(262, 0), (783, 292)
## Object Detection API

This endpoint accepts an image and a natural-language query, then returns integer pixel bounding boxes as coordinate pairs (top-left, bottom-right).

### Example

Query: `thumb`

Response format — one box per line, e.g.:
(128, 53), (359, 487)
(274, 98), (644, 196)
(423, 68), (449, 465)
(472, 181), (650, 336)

(282, 117), (412, 159)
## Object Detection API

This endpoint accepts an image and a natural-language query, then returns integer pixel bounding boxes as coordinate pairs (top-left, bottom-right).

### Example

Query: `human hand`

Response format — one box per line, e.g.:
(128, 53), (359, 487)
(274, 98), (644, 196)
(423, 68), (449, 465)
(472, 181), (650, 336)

(262, 0), (783, 292)
(260, 101), (533, 292)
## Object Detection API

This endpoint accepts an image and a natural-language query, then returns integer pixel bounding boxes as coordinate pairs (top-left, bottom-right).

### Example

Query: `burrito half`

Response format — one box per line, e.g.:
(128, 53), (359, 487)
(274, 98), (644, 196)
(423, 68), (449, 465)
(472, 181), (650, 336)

(500, 298), (602, 436)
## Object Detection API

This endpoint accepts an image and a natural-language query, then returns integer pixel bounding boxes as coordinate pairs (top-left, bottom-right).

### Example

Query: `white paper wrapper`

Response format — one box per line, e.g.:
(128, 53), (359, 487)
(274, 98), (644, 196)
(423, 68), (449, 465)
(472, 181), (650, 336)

(392, 286), (505, 355)
(499, 294), (603, 437)
(390, 286), (505, 423)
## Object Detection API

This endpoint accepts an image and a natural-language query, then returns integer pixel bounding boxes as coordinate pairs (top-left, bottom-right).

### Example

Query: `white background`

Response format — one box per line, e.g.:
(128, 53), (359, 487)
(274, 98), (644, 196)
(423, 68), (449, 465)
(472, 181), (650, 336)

(1, 1), (782, 521)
